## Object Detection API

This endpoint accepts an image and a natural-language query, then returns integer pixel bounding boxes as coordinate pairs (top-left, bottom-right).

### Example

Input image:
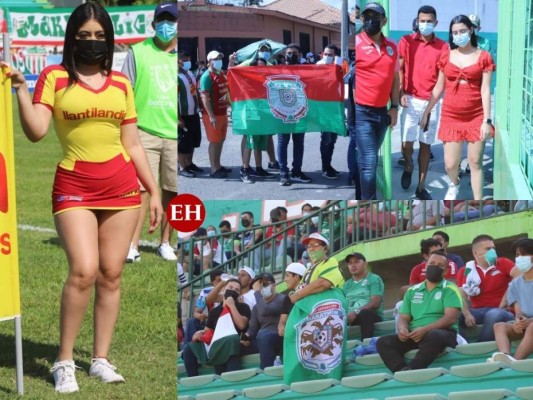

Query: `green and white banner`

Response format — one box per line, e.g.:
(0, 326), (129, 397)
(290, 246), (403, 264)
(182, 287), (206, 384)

(3, 6), (155, 46)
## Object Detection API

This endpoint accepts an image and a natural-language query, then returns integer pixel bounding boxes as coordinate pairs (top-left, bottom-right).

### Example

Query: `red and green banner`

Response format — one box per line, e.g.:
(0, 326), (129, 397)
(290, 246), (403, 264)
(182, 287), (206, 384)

(227, 65), (346, 136)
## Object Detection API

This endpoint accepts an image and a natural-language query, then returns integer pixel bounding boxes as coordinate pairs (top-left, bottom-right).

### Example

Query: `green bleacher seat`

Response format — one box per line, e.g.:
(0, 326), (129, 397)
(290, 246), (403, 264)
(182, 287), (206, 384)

(347, 325), (361, 339)
(393, 367), (449, 383)
(516, 386), (533, 400)
(355, 353), (385, 366)
(178, 350), (183, 359)
(263, 365), (283, 377)
(195, 390), (241, 400)
(241, 384), (290, 399)
(455, 341), (498, 355)
(179, 374), (219, 387)
(510, 359), (533, 373)
(346, 339), (362, 349)
(374, 320), (396, 334)
(448, 388), (515, 400)
(340, 372), (392, 388)
(178, 363), (186, 376)
(241, 353), (261, 368)
(450, 362), (501, 378)
(178, 396), (195, 400)
(383, 308), (395, 319)
(220, 368), (261, 382)
(461, 325), (482, 340)
(386, 394), (448, 400)
(290, 379), (340, 394)
(405, 347), (453, 360)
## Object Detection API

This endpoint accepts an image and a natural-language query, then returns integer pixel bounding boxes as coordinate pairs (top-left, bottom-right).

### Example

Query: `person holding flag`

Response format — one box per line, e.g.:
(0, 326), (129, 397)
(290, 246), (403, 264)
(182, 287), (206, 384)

(182, 278), (251, 376)
(283, 233), (347, 385)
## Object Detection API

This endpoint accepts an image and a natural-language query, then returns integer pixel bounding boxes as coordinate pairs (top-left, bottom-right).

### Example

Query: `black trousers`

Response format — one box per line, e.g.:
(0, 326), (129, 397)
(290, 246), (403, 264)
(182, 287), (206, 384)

(376, 329), (457, 372)
(349, 308), (382, 340)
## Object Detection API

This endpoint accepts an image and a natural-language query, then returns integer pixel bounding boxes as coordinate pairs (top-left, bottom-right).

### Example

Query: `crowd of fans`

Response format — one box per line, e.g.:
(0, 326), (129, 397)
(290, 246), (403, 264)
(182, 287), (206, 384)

(177, 207), (533, 380)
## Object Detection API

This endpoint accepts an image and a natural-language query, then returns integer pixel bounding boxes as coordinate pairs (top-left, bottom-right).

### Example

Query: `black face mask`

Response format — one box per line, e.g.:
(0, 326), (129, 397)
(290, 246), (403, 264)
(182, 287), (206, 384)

(74, 40), (108, 66)
(363, 19), (382, 35)
(287, 53), (299, 65)
(271, 217), (279, 223)
(426, 264), (444, 283)
(224, 289), (239, 301)
(241, 219), (251, 228)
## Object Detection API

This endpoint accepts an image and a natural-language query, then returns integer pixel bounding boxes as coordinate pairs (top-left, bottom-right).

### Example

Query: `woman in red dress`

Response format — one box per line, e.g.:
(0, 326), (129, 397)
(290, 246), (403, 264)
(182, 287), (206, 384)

(420, 15), (495, 200)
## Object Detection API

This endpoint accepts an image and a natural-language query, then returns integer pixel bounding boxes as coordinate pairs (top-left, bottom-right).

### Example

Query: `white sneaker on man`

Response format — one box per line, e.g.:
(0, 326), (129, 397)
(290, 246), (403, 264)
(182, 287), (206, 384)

(445, 182), (459, 200)
(157, 242), (177, 261)
(89, 357), (125, 383)
(126, 245), (141, 263)
(51, 360), (79, 393)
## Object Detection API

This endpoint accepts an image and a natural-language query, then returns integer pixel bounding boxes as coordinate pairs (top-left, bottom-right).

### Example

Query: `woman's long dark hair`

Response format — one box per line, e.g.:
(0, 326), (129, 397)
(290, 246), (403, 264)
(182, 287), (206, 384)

(62, 2), (114, 85)
(449, 15), (478, 50)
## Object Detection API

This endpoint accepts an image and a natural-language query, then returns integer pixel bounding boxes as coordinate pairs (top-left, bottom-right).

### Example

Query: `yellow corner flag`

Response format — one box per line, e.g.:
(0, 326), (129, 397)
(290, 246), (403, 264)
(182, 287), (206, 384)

(0, 64), (21, 321)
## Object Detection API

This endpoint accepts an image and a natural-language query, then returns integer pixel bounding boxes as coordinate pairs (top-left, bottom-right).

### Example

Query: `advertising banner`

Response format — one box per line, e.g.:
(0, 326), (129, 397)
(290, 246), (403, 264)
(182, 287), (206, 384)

(0, 65), (21, 321)
(3, 6), (155, 46)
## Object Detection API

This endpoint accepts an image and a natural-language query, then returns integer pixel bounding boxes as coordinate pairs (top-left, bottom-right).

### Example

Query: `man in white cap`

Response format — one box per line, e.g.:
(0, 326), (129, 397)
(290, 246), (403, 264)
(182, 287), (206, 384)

(205, 266), (257, 310)
(468, 14), (491, 53)
(289, 233), (344, 304)
(199, 50), (230, 178)
(278, 262), (307, 336)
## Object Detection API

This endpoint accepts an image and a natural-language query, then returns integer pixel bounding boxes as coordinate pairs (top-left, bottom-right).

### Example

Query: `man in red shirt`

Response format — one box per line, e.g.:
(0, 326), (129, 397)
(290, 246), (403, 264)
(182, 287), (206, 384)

(355, 2), (400, 199)
(409, 238), (459, 285)
(398, 5), (447, 200)
(456, 234), (520, 342)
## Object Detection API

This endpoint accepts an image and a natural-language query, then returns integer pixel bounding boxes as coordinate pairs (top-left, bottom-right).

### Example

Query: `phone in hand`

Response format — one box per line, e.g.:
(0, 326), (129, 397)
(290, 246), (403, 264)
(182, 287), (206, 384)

(421, 113), (431, 132)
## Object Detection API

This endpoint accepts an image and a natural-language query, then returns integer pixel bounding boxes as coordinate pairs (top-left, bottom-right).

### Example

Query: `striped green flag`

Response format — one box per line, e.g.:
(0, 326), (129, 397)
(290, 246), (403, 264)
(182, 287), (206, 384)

(227, 65), (346, 135)
(283, 288), (347, 385)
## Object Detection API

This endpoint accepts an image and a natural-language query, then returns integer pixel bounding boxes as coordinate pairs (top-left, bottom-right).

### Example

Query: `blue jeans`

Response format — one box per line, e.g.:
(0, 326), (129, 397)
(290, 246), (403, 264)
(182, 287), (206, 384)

(453, 205), (496, 221)
(184, 318), (205, 344)
(277, 133), (305, 175)
(459, 307), (514, 342)
(347, 124), (360, 197)
(257, 330), (283, 369)
(320, 132), (338, 170)
(355, 104), (389, 199)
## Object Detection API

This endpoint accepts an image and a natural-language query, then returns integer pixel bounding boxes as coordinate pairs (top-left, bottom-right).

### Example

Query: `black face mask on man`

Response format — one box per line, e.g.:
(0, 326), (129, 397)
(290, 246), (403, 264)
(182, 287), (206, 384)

(363, 19), (382, 35)
(241, 219), (251, 228)
(426, 264), (444, 283)
(286, 53), (299, 65)
(224, 289), (239, 301)
(74, 40), (108, 66)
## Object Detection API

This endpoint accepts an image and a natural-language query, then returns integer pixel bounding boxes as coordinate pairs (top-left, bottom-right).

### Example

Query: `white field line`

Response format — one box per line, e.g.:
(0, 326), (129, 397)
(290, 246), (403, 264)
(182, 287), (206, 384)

(17, 224), (159, 248)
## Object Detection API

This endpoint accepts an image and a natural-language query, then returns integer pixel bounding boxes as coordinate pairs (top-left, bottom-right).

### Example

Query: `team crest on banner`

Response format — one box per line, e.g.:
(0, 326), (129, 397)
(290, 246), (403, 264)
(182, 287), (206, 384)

(264, 75), (308, 123)
(295, 300), (345, 374)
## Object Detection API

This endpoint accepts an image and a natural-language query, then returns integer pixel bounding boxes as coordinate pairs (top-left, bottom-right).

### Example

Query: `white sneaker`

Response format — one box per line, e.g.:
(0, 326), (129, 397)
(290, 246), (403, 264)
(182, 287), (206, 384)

(489, 352), (516, 366)
(89, 358), (125, 383)
(445, 182), (459, 200)
(126, 245), (141, 263)
(51, 360), (79, 393)
(157, 242), (177, 261)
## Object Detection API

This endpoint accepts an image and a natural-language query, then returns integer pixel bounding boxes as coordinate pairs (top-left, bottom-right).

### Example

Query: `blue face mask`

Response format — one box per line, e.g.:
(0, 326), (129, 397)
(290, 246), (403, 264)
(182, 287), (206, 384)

(355, 19), (363, 33)
(182, 61), (191, 71)
(155, 21), (177, 43)
(484, 248), (497, 266)
(258, 51), (271, 60)
(418, 22), (435, 36)
(212, 60), (223, 71)
(453, 31), (471, 48)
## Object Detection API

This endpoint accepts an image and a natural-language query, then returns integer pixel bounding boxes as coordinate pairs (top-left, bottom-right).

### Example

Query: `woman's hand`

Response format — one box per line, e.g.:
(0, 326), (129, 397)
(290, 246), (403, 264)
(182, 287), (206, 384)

(480, 122), (492, 141)
(148, 194), (163, 234)
(1, 62), (26, 89)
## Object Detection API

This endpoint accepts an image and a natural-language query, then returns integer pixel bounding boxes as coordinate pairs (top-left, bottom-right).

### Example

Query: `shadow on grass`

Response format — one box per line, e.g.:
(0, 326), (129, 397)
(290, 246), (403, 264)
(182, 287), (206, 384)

(0, 333), (91, 394)
(42, 236), (62, 247)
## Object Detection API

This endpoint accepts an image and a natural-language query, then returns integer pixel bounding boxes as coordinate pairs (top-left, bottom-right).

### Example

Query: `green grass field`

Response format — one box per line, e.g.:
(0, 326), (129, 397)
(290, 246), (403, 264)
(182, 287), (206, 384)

(0, 98), (177, 399)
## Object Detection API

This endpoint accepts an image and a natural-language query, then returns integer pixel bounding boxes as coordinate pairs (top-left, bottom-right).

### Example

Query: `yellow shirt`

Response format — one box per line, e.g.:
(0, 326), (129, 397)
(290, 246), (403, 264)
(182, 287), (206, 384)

(33, 65), (137, 171)
(301, 257), (345, 288)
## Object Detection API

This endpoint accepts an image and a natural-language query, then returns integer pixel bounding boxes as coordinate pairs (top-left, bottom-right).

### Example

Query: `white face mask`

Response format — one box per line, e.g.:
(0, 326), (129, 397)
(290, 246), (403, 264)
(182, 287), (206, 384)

(207, 230), (216, 237)
(324, 55), (334, 64)
(212, 59), (223, 70)
(515, 256), (533, 273)
(311, 216), (319, 224)
(303, 212), (311, 216)
(261, 285), (272, 297)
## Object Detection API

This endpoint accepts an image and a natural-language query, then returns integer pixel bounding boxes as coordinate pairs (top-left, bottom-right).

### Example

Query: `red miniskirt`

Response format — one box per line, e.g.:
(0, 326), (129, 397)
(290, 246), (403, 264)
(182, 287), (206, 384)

(52, 153), (141, 214)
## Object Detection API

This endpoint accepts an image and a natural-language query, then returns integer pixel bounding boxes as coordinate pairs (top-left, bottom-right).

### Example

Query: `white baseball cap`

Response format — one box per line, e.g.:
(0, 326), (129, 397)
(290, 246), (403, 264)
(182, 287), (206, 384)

(207, 50), (224, 61)
(286, 262), (307, 277)
(302, 232), (329, 247)
(238, 266), (256, 280)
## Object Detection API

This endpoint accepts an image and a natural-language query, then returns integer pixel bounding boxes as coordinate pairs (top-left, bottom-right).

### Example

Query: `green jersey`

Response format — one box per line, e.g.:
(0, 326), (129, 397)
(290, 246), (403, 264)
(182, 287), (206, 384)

(343, 272), (384, 317)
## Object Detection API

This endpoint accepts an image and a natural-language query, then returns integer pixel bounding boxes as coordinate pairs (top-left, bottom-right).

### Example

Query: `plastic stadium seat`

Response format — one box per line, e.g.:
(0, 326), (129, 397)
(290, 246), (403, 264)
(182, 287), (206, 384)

(290, 378), (340, 394)
(393, 367), (449, 383)
(195, 390), (241, 400)
(386, 394), (448, 400)
(241, 353), (261, 367)
(347, 339), (362, 349)
(347, 325), (362, 338)
(341, 372), (393, 389)
(355, 353), (385, 366)
(220, 368), (261, 382)
(178, 396), (195, 400)
(516, 386), (533, 400)
(383, 308), (395, 320)
(450, 362), (502, 378)
(263, 365), (284, 377)
(510, 359), (533, 373)
(448, 388), (515, 400)
(241, 384), (290, 399)
(178, 364), (186, 376)
(374, 320), (397, 333)
(455, 341), (498, 355)
(179, 374), (219, 387)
